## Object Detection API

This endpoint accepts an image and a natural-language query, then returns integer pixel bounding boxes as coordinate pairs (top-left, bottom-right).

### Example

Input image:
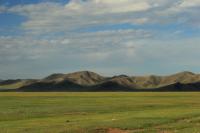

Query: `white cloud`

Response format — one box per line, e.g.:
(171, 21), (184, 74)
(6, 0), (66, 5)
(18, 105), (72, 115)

(1, 0), (200, 78)
(93, 0), (151, 14)
(60, 39), (70, 45)
(65, 0), (151, 14)
(4, 0), (199, 35)
(0, 36), (59, 61)
(0, 0), (199, 61)
(0, 29), (151, 62)
(180, 0), (200, 8)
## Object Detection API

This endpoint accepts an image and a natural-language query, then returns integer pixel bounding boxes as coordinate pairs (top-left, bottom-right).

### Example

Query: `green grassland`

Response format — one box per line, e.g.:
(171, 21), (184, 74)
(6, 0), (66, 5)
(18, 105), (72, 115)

(1, 92), (200, 133)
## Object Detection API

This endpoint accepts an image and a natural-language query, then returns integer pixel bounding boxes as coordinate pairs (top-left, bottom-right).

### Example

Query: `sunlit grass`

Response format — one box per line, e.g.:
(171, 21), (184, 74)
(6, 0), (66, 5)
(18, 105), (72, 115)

(0, 92), (200, 133)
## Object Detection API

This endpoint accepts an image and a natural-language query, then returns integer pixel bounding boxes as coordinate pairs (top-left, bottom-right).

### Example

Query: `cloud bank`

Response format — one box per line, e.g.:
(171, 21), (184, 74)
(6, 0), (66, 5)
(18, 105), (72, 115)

(0, 0), (200, 78)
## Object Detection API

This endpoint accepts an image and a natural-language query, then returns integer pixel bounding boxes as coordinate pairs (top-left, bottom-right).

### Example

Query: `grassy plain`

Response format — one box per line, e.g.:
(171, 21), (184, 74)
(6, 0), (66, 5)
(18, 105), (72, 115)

(0, 92), (200, 133)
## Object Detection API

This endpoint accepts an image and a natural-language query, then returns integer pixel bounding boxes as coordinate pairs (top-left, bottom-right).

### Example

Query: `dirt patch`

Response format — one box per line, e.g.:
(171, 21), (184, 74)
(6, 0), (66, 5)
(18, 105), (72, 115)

(107, 128), (130, 133)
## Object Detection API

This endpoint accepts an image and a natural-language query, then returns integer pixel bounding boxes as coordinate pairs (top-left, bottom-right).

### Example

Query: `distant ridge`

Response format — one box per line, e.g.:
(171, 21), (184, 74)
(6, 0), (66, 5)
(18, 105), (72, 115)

(43, 71), (105, 85)
(1, 71), (200, 92)
(0, 79), (22, 86)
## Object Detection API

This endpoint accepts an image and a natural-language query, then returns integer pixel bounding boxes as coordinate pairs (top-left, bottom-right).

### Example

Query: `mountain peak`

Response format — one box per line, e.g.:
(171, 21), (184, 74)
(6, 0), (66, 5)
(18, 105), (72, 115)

(44, 73), (65, 80)
(65, 71), (105, 85)
(173, 71), (195, 76)
(67, 71), (100, 76)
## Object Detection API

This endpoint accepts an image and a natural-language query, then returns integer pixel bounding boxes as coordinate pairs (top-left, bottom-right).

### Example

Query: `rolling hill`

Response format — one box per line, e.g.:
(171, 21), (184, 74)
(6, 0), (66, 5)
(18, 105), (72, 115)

(1, 71), (200, 91)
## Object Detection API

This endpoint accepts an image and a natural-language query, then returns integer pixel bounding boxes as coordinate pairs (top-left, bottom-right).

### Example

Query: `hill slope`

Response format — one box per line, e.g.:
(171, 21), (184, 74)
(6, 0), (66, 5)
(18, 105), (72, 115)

(43, 71), (105, 85)
(1, 71), (200, 92)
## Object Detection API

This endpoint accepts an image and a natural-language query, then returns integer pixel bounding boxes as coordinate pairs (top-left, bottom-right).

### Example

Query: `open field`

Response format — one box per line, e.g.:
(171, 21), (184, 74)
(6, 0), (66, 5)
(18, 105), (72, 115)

(1, 92), (200, 133)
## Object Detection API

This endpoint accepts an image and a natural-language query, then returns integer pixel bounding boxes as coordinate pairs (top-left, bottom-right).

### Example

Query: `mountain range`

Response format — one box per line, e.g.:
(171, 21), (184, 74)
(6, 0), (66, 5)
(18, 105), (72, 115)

(0, 71), (200, 92)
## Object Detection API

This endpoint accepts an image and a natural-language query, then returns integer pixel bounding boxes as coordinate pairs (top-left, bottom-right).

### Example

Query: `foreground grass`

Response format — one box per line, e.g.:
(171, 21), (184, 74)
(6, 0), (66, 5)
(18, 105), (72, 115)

(0, 92), (200, 133)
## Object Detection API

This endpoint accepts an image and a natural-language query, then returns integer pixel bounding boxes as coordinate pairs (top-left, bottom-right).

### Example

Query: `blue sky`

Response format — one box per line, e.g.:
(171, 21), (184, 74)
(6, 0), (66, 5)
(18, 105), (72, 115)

(0, 0), (200, 79)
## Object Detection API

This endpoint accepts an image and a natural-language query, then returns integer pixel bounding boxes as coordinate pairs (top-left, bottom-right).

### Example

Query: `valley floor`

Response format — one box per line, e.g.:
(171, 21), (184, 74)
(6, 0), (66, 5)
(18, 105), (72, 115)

(0, 92), (200, 133)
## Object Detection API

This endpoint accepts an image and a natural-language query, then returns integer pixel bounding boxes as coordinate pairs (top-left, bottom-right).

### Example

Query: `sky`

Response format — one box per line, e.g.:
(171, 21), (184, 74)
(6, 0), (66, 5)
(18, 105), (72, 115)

(0, 0), (200, 79)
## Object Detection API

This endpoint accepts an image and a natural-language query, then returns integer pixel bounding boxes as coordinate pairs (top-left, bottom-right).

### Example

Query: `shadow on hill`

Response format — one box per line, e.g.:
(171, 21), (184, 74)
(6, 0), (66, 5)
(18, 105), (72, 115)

(151, 82), (200, 92)
(13, 81), (200, 92)
(1, 71), (200, 92)
(0, 79), (22, 86)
